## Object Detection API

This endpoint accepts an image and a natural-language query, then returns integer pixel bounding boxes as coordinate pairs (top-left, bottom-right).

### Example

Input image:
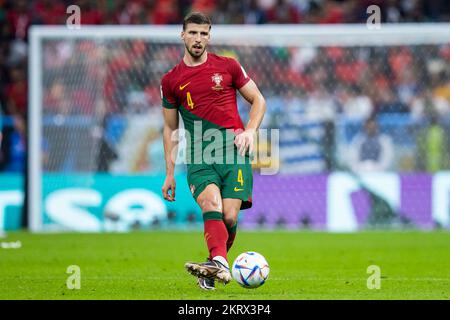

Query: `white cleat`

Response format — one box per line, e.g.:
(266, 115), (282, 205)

(185, 259), (232, 284)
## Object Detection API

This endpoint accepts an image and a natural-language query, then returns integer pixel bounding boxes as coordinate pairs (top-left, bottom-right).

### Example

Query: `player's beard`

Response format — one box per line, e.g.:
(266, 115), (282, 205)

(186, 43), (206, 59)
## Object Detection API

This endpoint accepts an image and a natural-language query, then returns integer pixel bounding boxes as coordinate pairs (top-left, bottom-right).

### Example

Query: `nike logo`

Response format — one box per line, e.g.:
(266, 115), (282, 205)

(179, 82), (191, 90)
(234, 187), (243, 192)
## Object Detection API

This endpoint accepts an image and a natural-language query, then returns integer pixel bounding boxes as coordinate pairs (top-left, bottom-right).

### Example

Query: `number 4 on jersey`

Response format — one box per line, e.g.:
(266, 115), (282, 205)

(187, 92), (195, 109)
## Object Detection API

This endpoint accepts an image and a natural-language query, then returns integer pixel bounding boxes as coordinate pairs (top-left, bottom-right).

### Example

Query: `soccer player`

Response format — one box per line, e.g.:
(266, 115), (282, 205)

(160, 12), (266, 290)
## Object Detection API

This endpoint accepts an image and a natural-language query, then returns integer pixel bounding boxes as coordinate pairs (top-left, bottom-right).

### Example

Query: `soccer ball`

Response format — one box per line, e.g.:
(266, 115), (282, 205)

(231, 251), (269, 289)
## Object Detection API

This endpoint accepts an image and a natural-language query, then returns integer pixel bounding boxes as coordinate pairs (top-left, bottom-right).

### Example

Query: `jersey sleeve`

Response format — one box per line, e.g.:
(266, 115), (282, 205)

(160, 74), (177, 109)
(228, 58), (251, 90)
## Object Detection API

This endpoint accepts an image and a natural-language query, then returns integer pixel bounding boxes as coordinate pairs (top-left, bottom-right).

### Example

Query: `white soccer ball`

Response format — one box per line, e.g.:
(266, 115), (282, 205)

(231, 251), (269, 289)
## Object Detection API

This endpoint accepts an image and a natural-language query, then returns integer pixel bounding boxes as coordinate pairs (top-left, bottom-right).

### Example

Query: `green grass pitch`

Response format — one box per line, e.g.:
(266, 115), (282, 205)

(1, 231), (449, 299)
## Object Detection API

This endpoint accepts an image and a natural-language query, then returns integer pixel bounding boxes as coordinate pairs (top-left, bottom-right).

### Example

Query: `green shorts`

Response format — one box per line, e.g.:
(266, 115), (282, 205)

(187, 161), (253, 210)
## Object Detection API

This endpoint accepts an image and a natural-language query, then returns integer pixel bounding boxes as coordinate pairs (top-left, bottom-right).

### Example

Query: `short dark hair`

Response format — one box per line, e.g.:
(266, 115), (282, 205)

(183, 12), (212, 31)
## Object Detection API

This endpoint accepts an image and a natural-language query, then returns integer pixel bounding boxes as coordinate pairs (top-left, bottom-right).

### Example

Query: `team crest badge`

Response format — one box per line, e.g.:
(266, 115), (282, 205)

(211, 73), (223, 91)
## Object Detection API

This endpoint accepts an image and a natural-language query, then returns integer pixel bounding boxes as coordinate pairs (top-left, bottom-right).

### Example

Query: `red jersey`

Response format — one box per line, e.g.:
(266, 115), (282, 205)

(161, 53), (250, 133)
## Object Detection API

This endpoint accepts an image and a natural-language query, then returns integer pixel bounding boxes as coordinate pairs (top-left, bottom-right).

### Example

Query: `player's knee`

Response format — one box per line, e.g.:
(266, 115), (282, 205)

(199, 198), (222, 212)
(223, 213), (238, 228)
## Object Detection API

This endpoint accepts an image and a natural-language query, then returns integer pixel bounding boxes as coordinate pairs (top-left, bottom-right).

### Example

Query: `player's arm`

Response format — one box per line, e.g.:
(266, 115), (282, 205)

(235, 79), (266, 156)
(161, 107), (179, 201)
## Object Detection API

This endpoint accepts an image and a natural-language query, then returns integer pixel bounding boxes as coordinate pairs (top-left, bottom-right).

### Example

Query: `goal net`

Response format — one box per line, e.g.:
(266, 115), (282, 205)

(29, 24), (450, 232)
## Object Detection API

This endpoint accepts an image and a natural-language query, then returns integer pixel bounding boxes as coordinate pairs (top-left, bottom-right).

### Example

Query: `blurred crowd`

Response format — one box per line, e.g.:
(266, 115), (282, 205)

(1, 0), (450, 173)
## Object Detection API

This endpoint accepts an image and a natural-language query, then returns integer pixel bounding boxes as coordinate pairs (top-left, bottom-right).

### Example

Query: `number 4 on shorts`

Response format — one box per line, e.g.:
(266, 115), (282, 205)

(237, 169), (244, 186)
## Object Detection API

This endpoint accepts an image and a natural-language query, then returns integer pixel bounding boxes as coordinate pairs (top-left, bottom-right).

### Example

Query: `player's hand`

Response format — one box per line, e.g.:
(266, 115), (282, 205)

(234, 129), (256, 157)
(162, 175), (176, 202)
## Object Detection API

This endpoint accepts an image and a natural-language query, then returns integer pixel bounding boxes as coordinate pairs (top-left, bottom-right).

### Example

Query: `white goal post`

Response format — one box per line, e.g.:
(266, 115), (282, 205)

(28, 23), (450, 232)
